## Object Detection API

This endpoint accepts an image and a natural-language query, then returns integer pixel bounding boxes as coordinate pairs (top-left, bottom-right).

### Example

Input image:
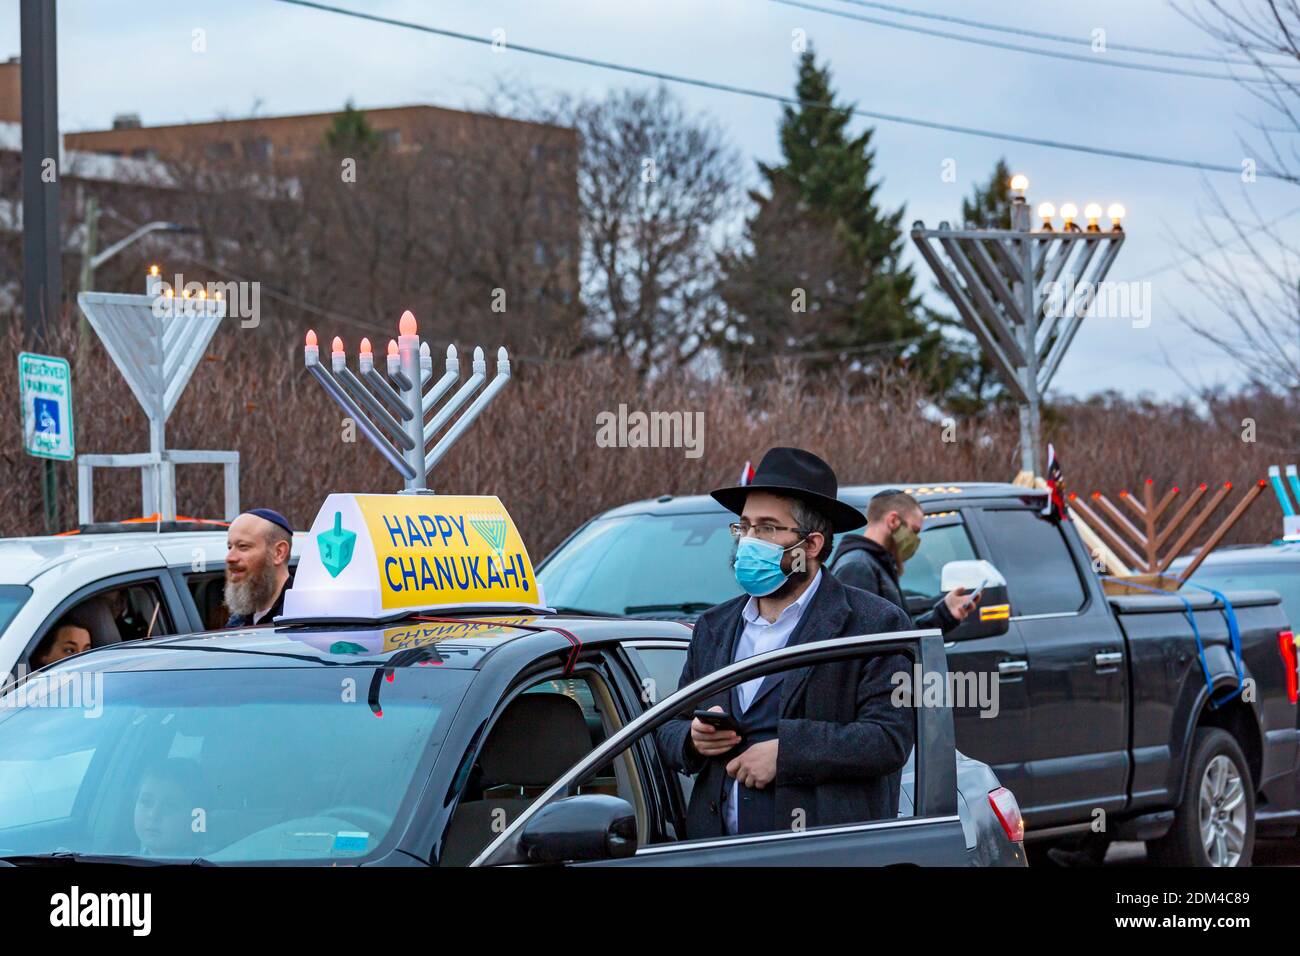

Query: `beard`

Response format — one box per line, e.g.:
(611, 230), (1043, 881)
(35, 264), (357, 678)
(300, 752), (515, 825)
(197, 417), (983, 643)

(768, 565), (812, 600)
(224, 560), (279, 618)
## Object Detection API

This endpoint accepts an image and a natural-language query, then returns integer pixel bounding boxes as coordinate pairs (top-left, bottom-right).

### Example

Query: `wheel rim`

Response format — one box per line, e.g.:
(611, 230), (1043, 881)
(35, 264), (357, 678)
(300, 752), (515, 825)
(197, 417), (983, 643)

(1198, 755), (1247, 866)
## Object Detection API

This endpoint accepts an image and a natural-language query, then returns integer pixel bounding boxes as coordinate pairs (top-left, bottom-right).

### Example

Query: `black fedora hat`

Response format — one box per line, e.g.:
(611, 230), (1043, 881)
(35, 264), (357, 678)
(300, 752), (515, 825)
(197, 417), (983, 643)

(711, 447), (866, 533)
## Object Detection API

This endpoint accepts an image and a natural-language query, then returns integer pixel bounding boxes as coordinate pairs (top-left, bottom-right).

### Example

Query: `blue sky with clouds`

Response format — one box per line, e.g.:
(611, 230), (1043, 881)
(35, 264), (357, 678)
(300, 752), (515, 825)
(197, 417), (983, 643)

(3, 0), (1296, 400)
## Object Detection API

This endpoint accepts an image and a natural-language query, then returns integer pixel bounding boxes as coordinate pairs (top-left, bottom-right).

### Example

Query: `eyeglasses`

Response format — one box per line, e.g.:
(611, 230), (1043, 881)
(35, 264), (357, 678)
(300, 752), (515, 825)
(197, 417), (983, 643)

(728, 522), (805, 539)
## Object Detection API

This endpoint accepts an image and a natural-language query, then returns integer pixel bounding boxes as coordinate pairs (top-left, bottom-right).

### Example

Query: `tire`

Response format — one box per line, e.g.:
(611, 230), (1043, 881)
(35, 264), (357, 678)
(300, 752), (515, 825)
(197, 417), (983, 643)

(1148, 728), (1254, 867)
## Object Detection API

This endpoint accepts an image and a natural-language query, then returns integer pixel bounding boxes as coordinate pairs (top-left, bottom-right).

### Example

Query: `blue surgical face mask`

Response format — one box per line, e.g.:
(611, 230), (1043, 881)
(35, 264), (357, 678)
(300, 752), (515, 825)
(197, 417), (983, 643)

(733, 536), (804, 597)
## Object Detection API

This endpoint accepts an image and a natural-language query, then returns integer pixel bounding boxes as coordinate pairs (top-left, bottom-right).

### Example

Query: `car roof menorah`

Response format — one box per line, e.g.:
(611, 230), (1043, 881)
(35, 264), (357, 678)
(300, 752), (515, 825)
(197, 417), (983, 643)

(1066, 477), (1268, 589)
(912, 177), (1126, 478)
(75, 268), (238, 525)
(303, 310), (510, 493)
(1268, 464), (1300, 541)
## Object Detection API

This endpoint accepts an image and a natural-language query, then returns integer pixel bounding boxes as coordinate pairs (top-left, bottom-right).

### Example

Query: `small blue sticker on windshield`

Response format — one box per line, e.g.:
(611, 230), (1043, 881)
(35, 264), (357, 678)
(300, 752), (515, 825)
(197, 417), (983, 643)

(333, 831), (369, 853)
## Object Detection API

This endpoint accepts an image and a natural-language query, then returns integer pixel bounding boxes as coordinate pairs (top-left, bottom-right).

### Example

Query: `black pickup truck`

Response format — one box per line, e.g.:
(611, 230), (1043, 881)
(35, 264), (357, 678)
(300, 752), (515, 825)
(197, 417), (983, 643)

(538, 481), (1300, 866)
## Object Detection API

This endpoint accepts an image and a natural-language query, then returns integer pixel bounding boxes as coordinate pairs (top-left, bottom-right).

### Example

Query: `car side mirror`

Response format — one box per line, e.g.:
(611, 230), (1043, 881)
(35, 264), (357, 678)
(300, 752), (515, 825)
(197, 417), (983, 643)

(940, 559), (1011, 639)
(517, 794), (637, 864)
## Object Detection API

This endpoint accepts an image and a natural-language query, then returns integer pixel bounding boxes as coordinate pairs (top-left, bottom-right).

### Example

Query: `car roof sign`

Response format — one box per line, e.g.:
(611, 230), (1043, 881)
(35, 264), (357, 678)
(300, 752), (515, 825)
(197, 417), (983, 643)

(278, 311), (539, 622)
(280, 493), (547, 623)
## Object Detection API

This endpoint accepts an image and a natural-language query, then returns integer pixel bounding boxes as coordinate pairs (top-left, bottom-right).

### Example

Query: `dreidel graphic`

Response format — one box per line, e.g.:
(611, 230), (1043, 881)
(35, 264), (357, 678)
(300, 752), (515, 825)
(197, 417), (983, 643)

(318, 511), (357, 578)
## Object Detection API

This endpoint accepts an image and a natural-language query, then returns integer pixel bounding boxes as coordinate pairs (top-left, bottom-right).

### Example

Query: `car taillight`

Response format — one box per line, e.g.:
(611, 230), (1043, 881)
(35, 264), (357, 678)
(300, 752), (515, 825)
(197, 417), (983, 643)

(988, 787), (1024, 843)
(1279, 630), (1298, 705)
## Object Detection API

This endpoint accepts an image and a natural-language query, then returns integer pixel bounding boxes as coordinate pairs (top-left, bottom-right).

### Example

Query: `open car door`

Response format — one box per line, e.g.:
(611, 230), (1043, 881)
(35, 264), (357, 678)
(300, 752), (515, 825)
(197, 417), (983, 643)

(472, 629), (969, 867)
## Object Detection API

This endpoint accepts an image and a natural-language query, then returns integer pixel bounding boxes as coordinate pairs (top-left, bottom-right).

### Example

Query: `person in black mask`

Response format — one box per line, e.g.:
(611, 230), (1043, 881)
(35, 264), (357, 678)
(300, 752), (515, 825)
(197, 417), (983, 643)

(830, 488), (978, 633)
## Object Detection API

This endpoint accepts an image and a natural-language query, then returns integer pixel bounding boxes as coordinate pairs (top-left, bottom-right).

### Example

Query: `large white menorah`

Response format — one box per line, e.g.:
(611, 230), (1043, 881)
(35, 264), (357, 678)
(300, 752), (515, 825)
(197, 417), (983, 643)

(304, 311), (511, 492)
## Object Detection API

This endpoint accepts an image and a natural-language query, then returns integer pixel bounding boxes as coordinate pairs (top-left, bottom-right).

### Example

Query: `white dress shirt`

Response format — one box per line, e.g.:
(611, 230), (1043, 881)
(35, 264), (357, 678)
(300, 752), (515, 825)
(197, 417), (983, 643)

(724, 569), (822, 834)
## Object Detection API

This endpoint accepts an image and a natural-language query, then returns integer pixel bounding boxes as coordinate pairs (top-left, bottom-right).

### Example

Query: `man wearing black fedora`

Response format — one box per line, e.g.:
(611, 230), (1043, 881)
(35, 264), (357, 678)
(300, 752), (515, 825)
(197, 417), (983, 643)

(655, 447), (914, 838)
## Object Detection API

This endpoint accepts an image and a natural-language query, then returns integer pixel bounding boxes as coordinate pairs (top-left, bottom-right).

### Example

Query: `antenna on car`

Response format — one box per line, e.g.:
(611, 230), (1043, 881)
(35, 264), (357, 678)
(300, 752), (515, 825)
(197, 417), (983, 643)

(303, 311), (510, 493)
(75, 267), (240, 524)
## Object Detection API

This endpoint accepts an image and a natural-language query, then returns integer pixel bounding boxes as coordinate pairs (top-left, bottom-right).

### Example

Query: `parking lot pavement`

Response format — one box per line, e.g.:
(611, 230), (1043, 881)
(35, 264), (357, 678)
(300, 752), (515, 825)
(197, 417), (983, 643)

(1101, 839), (1300, 866)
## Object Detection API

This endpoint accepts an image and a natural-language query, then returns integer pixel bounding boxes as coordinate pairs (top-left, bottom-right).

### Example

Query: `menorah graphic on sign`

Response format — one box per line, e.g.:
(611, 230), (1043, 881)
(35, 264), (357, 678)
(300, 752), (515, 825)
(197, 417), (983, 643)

(468, 513), (509, 562)
(303, 311), (510, 492)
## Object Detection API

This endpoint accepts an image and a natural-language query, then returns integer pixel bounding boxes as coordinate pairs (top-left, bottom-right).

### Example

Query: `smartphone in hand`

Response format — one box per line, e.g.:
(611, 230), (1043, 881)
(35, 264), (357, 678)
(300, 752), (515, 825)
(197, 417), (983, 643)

(693, 708), (740, 733)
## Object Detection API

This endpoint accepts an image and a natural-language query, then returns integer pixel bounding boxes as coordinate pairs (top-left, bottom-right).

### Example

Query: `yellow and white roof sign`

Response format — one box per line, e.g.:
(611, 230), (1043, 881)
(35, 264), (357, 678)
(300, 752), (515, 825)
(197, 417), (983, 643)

(280, 493), (547, 621)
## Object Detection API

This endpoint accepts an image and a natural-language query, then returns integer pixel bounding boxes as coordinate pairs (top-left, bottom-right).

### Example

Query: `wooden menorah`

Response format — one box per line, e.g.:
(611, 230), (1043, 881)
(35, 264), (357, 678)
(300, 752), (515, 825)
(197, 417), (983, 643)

(1067, 478), (1268, 587)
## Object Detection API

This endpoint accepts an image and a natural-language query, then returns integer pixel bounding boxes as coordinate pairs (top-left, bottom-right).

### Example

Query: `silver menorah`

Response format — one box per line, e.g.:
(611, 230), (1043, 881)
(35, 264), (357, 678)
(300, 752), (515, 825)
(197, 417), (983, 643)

(303, 310), (511, 492)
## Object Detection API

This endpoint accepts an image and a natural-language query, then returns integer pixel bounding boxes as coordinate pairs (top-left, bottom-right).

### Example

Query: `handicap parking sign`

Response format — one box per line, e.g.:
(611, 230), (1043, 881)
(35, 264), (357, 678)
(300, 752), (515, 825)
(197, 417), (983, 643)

(18, 353), (75, 461)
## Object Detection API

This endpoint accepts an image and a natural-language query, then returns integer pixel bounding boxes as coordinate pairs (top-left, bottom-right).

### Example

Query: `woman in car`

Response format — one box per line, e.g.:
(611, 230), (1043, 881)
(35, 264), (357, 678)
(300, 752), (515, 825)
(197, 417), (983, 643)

(28, 608), (94, 669)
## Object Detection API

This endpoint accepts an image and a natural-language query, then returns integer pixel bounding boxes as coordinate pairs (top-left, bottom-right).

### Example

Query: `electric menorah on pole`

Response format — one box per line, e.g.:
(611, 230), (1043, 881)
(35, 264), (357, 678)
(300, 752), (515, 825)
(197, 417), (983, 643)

(911, 176), (1127, 478)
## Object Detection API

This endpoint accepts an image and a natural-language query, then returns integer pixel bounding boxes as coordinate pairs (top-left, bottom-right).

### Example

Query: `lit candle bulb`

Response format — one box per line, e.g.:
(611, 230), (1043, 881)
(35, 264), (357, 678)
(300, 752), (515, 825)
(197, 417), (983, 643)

(1084, 203), (1102, 232)
(304, 329), (319, 366)
(1037, 202), (1055, 230)
(399, 310), (417, 336)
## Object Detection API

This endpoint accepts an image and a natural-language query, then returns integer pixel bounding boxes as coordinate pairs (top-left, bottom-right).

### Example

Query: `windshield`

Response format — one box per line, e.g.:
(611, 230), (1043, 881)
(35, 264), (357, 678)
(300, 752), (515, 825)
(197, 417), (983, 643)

(0, 665), (471, 863)
(540, 512), (741, 615)
(0, 586), (31, 638)
(1187, 563), (1300, 632)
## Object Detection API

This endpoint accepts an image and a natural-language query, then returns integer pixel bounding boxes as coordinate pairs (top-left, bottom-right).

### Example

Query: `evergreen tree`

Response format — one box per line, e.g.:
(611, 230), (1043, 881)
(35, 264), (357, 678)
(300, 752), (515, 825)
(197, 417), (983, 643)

(939, 158), (1016, 410)
(323, 100), (380, 155)
(962, 157), (1013, 229)
(721, 49), (946, 381)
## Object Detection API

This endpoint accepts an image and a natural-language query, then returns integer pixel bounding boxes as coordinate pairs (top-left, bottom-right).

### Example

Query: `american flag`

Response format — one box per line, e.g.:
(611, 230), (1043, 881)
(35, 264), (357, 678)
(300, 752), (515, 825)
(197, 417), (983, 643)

(1043, 444), (1070, 522)
(738, 460), (755, 486)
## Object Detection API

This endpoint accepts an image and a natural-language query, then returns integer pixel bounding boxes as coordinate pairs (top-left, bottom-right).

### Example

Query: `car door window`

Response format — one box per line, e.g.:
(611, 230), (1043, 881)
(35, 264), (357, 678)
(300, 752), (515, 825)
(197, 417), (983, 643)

(439, 667), (646, 866)
(24, 579), (175, 669)
(496, 644), (927, 863)
(977, 509), (1086, 616)
(626, 645), (696, 809)
(898, 521), (978, 602)
(183, 571), (229, 631)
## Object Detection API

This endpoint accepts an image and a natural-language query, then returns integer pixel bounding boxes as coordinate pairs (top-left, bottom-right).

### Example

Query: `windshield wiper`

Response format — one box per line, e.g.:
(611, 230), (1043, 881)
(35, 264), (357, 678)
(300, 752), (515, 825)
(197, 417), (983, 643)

(624, 602), (713, 616)
(548, 606), (616, 617)
(0, 851), (216, 867)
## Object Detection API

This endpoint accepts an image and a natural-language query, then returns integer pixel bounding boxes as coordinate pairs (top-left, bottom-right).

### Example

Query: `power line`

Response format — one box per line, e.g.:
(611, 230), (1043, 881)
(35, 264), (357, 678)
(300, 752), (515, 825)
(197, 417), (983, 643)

(768, 0), (1277, 85)
(822, 0), (1300, 70)
(1130, 204), (1300, 280)
(271, 0), (1292, 182)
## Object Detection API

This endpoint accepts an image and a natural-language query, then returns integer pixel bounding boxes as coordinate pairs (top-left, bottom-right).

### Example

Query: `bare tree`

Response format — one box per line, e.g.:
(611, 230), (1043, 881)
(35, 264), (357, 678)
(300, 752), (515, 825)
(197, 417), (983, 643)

(571, 87), (742, 376)
(1173, 2), (1300, 394)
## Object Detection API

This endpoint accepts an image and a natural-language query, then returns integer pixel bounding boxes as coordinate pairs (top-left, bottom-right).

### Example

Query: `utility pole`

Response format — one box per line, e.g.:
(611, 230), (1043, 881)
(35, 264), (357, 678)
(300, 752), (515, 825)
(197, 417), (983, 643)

(20, 0), (61, 341)
(20, 0), (63, 533)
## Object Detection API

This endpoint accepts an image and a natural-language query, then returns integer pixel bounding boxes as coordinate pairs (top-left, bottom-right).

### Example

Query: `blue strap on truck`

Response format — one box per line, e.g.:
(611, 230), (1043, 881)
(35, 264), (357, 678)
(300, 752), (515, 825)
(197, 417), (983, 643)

(1103, 576), (1244, 709)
